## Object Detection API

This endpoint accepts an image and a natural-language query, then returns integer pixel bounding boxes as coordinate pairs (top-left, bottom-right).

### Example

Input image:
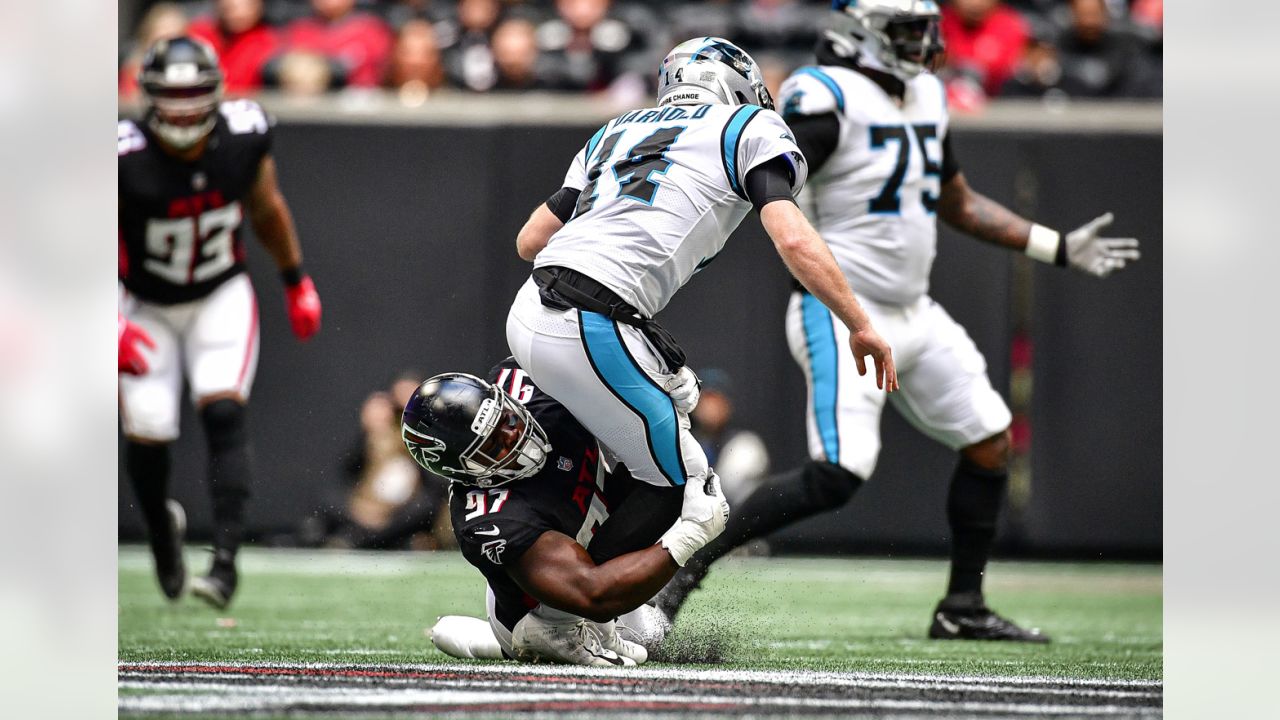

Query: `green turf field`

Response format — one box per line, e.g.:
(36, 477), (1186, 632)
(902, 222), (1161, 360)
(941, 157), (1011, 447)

(118, 546), (1161, 682)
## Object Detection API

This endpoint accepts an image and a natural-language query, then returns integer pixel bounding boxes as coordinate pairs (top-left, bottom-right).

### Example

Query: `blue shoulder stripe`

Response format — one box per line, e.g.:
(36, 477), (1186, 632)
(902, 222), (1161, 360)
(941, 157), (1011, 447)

(584, 123), (608, 163)
(721, 105), (763, 200)
(797, 67), (845, 114)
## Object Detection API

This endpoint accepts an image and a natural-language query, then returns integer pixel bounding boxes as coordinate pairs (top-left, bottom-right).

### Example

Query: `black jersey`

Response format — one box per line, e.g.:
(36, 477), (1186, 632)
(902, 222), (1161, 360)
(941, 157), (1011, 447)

(450, 358), (640, 631)
(118, 100), (273, 305)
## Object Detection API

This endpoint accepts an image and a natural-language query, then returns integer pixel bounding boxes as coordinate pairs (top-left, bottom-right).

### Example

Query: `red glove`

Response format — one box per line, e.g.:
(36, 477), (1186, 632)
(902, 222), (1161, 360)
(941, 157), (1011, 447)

(118, 313), (155, 376)
(285, 275), (322, 341)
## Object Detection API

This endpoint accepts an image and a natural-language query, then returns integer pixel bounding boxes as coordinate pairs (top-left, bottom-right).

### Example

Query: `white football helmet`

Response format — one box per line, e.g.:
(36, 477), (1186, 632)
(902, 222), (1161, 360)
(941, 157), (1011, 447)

(657, 37), (774, 110)
(825, 0), (944, 80)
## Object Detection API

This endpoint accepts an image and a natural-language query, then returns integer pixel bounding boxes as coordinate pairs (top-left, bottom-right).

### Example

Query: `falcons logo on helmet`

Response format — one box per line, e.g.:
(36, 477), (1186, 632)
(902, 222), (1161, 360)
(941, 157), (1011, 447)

(403, 426), (447, 466)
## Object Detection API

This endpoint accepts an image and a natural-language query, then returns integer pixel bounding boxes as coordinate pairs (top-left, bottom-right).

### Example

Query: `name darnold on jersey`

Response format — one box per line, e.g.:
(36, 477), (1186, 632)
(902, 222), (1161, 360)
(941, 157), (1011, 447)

(450, 358), (641, 632)
(781, 66), (949, 306)
(118, 100), (273, 305)
(533, 103), (807, 318)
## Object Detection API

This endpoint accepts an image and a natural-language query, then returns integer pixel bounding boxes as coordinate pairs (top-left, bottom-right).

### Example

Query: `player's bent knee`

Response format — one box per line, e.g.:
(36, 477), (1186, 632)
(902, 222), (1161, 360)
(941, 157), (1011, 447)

(802, 460), (864, 507)
(960, 429), (1012, 473)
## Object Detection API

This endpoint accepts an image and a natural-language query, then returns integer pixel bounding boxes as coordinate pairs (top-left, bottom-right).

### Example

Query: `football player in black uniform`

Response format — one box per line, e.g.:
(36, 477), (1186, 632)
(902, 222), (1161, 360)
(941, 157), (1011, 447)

(401, 359), (729, 666)
(119, 37), (322, 608)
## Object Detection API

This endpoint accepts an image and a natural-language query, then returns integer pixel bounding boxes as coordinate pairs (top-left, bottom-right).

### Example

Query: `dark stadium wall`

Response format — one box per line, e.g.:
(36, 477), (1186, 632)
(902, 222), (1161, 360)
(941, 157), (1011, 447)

(117, 121), (1161, 558)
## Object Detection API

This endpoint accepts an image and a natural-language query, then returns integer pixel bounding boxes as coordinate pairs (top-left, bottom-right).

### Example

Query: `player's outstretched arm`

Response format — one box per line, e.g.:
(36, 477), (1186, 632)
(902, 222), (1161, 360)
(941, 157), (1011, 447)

(507, 471), (728, 623)
(508, 531), (679, 624)
(760, 201), (899, 392)
(937, 172), (1140, 278)
(247, 155), (322, 339)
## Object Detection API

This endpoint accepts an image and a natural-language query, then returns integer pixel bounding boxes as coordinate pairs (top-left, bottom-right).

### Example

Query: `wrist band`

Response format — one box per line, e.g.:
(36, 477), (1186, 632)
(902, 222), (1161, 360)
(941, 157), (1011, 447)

(1025, 224), (1061, 265)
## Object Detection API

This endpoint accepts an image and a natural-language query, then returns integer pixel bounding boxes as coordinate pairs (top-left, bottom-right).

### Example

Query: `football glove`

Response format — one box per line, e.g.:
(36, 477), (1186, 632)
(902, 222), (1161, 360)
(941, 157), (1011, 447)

(661, 366), (700, 414)
(118, 313), (155, 376)
(284, 275), (322, 340)
(1026, 213), (1141, 278)
(660, 470), (730, 566)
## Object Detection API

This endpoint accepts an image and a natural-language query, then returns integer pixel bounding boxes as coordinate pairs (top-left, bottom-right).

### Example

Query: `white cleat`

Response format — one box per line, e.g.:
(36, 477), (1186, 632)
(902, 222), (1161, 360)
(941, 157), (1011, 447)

(595, 619), (648, 665)
(429, 616), (505, 660)
(511, 612), (636, 667)
(616, 602), (672, 657)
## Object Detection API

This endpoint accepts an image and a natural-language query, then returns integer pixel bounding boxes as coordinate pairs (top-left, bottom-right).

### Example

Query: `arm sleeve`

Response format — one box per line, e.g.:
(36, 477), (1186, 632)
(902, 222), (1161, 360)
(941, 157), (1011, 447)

(736, 108), (808, 197)
(787, 112), (841, 176)
(544, 186), (582, 223)
(745, 156), (799, 212)
(941, 131), (961, 183)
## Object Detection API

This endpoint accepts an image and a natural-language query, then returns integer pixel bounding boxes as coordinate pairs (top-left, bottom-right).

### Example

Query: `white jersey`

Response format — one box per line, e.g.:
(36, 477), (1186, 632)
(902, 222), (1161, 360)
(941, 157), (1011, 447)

(534, 103), (806, 317)
(779, 65), (949, 305)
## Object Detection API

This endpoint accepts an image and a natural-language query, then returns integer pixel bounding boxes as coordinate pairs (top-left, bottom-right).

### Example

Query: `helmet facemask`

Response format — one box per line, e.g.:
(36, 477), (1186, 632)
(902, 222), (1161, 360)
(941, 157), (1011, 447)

(141, 64), (223, 149)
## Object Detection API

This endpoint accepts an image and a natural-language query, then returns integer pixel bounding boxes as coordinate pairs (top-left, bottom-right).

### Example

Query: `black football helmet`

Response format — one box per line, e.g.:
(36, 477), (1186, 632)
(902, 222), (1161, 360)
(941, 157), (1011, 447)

(402, 373), (550, 488)
(138, 36), (224, 149)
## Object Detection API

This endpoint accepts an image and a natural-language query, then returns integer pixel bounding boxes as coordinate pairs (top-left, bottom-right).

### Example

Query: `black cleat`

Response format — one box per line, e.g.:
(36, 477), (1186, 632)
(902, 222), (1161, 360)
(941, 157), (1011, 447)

(191, 550), (238, 610)
(653, 556), (711, 623)
(151, 500), (187, 600)
(928, 592), (1051, 643)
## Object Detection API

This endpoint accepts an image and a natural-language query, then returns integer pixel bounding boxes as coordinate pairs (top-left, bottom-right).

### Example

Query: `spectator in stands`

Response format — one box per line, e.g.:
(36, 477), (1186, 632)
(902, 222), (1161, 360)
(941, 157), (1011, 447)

(284, 0), (394, 88)
(490, 18), (549, 91)
(298, 372), (451, 550)
(940, 0), (1029, 97)
(188, 0), (281, 94)
(385, 18), (447, 103)
(1053, 0), (1159, 98)
(119, 2), (188, 98)
(536, 0), (641, 93)
(733, 0), (824, 59)
(273, 51), (340, 95)
(439, 0), (506, 92)
(998, 28), (1064, 100)
(690, 369), (769, 507)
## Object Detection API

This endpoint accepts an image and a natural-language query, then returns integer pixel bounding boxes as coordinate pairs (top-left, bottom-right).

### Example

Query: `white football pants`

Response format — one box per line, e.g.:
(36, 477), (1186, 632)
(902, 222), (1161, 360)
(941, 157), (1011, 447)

(506, 279), (705, 488)
(787, 291), (1012, 480)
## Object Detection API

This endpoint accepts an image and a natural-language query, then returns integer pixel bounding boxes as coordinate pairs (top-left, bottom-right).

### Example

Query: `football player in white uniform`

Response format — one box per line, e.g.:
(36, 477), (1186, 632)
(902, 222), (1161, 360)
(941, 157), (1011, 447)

(507, 38), (897, 536)
(654, 1), (1140, 643)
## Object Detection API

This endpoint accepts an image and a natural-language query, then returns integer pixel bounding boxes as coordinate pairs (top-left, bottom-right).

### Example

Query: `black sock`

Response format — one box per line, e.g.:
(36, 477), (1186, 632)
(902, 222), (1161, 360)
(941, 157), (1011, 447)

(126, 440), (173, 543)
(944, 458), (1009, 600)
(696, 460), (863, 567)
(201, 399), (252, 558)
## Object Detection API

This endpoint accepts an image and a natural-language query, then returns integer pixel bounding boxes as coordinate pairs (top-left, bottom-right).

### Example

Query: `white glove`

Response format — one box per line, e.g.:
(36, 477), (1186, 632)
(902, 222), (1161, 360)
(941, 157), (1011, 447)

(660, 470), (730, 566)
(661, 366), (701, 414)
(1026, 213), (1140, 278)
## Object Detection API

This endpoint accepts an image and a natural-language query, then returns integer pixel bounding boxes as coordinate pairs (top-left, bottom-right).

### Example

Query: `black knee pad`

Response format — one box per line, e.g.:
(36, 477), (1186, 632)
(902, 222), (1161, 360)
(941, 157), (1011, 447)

(801, 460), (863, 507)
(200, 399), (247, 453)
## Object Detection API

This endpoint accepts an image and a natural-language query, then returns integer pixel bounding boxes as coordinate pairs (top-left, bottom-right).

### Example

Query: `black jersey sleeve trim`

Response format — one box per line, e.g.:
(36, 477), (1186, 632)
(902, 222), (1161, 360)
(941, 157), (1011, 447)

(941, 131), (961, 183)
(745, 156), (799, 212)
(789, 112), (841, 176)
(545, 186), (582, 224)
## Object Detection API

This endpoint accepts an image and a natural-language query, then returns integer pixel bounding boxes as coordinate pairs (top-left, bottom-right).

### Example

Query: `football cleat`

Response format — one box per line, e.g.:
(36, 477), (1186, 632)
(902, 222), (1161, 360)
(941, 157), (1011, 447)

(928, 593), (1051, 643)
(191, 549), (238, 610)
(616, 602), (673, 657)
(152, 499), (187, 600)
(430, 615), (505, 660)
(511, 612), (636, 667)
(594, 619), (648, 665)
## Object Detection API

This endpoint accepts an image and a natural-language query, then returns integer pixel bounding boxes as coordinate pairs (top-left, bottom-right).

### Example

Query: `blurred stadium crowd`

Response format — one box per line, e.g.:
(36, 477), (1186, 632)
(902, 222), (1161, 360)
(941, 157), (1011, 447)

(121, 0), (1162, 112)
